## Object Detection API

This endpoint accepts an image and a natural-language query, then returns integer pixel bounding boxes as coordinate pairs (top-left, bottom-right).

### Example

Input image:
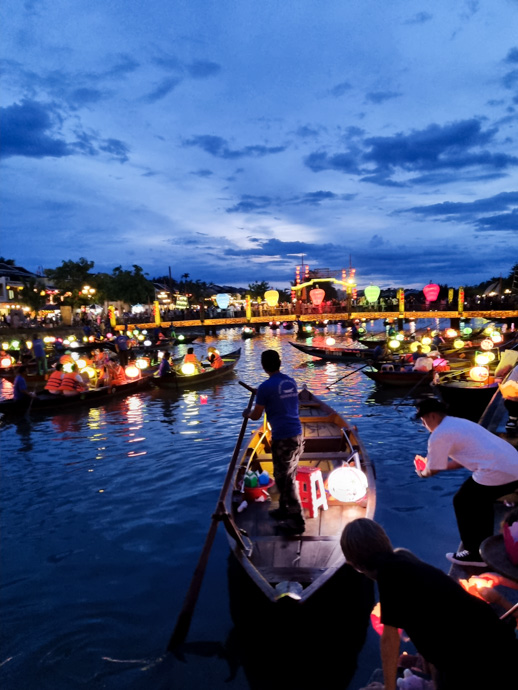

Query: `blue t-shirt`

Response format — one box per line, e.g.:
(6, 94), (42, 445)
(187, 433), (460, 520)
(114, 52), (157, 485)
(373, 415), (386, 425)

(13, 375), (28, 401)
(32, 339), (45, 358)
(116, 335), (129, 351)
(256, 372), (302, 440)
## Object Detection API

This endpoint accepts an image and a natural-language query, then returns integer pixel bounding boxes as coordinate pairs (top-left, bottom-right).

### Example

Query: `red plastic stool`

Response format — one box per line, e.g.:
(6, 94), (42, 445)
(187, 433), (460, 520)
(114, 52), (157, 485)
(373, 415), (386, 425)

(296, 466), (328, 518)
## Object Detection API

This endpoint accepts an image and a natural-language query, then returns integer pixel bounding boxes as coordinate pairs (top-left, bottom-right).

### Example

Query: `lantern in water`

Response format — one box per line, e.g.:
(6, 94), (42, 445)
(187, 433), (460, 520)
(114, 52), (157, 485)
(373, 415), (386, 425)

(475, 352), (491, 366)
(304, 325), (314, 333)
(491, 332), (503, 343)
(309, 287), (325, 306)
(423, 282), (440, 302)
(453, 339), (465, 349)
(446, 329), (457, 338)
(135, 357), (150, 370)
(421, 336), (432, 346)
(177, 334), (185, 341)
(125, 365), (140, 379)
(200, 395), (208, 405)
(1, 355), (13, 368)
(470, 366), (489, 382)
(480, 338), (493, 351)
(326, 337), (336, 346)
(215, 293), (230, 309)
(327, 466), (368, 502)
(388, 339), (400, 349)
(364, 285), (380, 304)
(264, 290), (279, 307)
(181, 362), (196, 375)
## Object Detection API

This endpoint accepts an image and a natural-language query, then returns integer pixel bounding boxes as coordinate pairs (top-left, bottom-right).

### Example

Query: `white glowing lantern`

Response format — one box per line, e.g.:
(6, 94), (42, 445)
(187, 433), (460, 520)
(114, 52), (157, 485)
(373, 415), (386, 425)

(453, 339), (465, 349)
(475, 352), (491, 366)
(76, 358), (87, 370)
(63, 339), (70, 345)
(70, 341), (79, 349)
(446, 329), (458, 338)
(327, 467), (368, 503)
(421, 336), (432, 346)
(135, 358), (150, 370)
(10, 340), (20, 349)
(2, 342), (9, 350)
(388, 339), (400, 350)
(480, 338), (493, 351)
(63, 362), (74, 373)
(326, 337), (336, 346)
(396, 333), (405, 341)
(470, 366), (489, 382)
(491, 333), (503, 343)
(215, 293), (230, 309)
(71, 352), (80, 361)
(181, 362), (196, 375)
(1, 356), (13, 368)
(83, 336), (89, 343)
(125, 365), (140, 379)
(26, 341), (33, 349)
(144, 339), (152, 347)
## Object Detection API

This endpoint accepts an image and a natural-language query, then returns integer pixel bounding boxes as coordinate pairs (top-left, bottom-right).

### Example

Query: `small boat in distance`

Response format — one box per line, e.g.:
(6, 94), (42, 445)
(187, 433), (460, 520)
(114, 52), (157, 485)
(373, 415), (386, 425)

(289, 340), (376, 362)
(225, 387), (376, 603)
(153, 348), (241, 389)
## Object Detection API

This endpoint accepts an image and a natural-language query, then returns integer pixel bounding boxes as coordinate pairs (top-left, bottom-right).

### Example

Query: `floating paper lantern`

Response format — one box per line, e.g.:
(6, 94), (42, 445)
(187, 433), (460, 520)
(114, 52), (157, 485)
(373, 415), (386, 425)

(125, 365), (140, 379)
(1, 356), (13, 368)
(181, 362), (196, 375)
(327, 466), (368, 502)
(144, 339), (152, 347)
(326, 337), (336, 346)
(446, 329), (458, 338)
(304, 325), (314, 333)
(480, 338), (494, 351)
(70, 341), (79, 349)
(309, 287), (325, 306)
(215, 293), (230, 309)
(463, 327), (473, 335)
(423, 283), (440, 302)
(364, 285), (380, 303)
(485, 351), (496, 362)
(470, 366), (489, 382)
(484, 327), (494, 335)
(264, 289), (279, 307)
(2, 342), (8, 350)
(177, 334), (185, 341)
(10, 340), (20, 349)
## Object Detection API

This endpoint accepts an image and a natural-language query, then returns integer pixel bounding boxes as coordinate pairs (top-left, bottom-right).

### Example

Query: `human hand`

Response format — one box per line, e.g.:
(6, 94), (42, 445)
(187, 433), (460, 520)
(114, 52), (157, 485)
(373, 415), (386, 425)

(242, 409), (250, 419)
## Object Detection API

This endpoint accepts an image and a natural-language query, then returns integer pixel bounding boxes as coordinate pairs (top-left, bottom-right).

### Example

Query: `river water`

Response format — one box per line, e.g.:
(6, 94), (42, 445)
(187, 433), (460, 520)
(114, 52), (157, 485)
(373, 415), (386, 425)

(1, 324), (472, 689)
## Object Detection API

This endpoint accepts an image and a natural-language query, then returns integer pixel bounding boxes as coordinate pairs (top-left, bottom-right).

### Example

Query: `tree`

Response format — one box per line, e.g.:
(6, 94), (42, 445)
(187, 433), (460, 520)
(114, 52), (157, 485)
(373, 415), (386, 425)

(184, 279), (210, 319)
(109, 265), (155, 306)
(44, 257), (96, 307)
(21, 277), (47, 313)
(247, 281), (271, 299)
(0, 257), (15, 265)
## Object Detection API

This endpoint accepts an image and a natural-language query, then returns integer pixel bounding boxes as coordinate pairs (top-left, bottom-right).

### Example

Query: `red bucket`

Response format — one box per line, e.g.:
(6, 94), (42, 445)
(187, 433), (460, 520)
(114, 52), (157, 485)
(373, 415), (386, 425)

(244, 479), (275, 502)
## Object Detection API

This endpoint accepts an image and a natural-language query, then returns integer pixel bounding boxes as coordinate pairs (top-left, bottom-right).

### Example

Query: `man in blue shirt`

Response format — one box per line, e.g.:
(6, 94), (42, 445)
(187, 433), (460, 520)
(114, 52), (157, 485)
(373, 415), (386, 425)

(243, 349), (305, 534)
(114, 333), (130, 366)
(32, 334), (47, 375)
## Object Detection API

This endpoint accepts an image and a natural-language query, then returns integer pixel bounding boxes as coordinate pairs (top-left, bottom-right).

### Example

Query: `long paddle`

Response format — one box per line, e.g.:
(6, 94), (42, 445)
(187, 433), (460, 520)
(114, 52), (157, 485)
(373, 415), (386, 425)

(326, 362), (372, 389)
(167, 381), (256, 652)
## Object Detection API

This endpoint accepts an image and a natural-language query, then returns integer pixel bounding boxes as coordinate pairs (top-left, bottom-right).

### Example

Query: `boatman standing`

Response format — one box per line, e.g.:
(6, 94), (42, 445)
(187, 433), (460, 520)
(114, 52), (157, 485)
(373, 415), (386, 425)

(242, 349), (305, 535)
(413, 398), (518, 567)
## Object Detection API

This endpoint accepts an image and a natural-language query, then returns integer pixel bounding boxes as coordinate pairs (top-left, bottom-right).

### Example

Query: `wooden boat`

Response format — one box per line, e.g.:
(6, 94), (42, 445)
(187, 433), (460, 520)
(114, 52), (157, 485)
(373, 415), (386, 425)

(0, 374), (154, 416)
(363, 367), (434, 387)
(289, 340), (376, 362)
(154, 348), (241, 389)
(241, 327), (256, 339)
(224, 387), (376, 603)
(433, 379), (499, 422)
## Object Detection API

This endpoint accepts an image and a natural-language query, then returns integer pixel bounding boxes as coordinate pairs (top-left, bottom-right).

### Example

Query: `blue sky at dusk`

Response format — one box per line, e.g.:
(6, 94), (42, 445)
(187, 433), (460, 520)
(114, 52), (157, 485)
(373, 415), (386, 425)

(1, 0), (517, 290)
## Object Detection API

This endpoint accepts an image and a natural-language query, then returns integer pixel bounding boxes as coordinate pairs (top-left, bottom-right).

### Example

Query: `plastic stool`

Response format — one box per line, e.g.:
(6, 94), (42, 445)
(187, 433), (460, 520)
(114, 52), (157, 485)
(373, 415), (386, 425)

(296, 466), (328, 518)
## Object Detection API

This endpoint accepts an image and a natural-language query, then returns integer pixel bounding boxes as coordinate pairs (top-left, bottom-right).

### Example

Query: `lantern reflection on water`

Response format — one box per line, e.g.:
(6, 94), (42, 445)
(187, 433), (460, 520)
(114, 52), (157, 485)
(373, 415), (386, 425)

(327, 466), (368, 503)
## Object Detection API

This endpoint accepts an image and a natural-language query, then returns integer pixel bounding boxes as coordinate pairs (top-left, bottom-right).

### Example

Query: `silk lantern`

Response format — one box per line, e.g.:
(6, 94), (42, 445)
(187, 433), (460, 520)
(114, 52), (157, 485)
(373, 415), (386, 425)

(264, 290), (279, 307)
(423, 283), (440, 302)
(364, 285), (380, 303)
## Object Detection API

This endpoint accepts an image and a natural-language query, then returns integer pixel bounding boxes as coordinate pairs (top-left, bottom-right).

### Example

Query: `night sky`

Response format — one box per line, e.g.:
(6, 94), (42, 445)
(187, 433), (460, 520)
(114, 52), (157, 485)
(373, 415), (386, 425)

(1, 1), (518, 289)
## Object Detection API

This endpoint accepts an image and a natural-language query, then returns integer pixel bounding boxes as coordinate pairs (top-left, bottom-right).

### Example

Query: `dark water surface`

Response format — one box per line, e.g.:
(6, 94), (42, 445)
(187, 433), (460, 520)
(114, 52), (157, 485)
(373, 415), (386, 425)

(1, 327), (467, 689)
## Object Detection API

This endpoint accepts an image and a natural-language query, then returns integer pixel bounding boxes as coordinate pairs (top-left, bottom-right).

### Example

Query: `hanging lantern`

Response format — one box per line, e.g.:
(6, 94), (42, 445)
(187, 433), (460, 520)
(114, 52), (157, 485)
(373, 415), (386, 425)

(125, 365), (140, 379)
(453, 339), (465, 349)
(364, 285), (380, 303)
(423, 283), (440, 302)
(470, 366), (489, 382)
(264, 290), (279, 307)
(388, 339), (400, 349)
(181, 362), (196, 375)
(326, 337), (336, 346)
(215, 293), (230, 309)
(327, 466), (368, 502)
(480, 338), (494, 351)
(309, 287), (325, 306)
(397, 288), (405, 313)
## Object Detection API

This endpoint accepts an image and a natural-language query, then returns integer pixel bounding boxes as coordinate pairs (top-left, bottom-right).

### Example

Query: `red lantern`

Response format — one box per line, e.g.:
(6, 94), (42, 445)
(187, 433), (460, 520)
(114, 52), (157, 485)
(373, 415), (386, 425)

(309, 287), (325, 306)
(423, 282), (440, 302)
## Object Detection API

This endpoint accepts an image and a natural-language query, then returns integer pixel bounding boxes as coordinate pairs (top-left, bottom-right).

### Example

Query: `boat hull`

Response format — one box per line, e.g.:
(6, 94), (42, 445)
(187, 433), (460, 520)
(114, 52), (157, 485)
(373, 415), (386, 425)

(154, 349), (241, 389)
(434, 381), (499, 422)
(289, 341), (375, 362)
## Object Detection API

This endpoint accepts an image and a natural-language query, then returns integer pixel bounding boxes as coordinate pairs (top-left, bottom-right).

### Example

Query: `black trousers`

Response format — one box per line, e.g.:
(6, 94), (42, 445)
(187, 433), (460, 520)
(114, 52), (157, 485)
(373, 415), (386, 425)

(453, 476), (518, 554)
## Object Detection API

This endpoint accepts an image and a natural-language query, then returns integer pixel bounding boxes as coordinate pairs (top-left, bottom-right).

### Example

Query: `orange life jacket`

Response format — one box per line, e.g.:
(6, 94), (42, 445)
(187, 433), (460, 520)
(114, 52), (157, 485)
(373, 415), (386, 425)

(210, 354), (223, 369)
(59, 372), (85, 393)
(184, 353), (198, 364)
(110, 365), (126, 385)
(45, 370), (63, 392)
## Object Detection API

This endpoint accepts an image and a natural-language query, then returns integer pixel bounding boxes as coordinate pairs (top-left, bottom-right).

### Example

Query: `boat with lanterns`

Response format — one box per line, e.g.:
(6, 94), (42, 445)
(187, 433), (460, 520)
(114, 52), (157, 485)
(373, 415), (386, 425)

(289, 340), (376, 362)
(241, 326), (256, 339)
(153, 348), (241, 389)
(363, 367), (435, 388)
(224, 386), (376, 603)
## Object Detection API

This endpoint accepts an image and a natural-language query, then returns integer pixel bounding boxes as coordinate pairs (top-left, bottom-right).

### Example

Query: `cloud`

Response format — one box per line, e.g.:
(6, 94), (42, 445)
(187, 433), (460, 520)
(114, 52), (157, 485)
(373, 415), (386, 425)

(0, 99), (71, 159)
(505, 47), (518, 64)
(328, 82), (353, 98)
(474, 209), (518, 231)
(186, 60), (221, 78)
(365, 91), (402, 104)
(98, 138), (130, 162)
(183, 134), (286, 159)
(225, 190), (355, 213)
(143, 77), (182, 103)
(293, 125), (322, 139)
(190, 169), (214, 177)
(403, 191), (518, 217)
(304, 150), (361, 174)
(403, 12), (433, 25)
(226, 195), (273, 213)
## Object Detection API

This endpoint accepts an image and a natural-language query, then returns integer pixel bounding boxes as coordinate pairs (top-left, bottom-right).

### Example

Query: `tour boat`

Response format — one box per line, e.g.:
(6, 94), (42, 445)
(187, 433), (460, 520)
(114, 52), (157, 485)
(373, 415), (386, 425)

(289, 341), (376, 362)
(153, 348), (241, 389)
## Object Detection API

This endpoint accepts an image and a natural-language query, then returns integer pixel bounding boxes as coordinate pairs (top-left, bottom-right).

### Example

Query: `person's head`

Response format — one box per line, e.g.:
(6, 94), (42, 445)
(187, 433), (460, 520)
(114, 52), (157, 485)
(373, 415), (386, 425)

(187, 347), (194, 355)
(340, 518), (394, 577)
(261, 349), (281, 374)
(413, 397), (448, 432)
(55, 362), (63, 371)
(163, 351), (170, 361)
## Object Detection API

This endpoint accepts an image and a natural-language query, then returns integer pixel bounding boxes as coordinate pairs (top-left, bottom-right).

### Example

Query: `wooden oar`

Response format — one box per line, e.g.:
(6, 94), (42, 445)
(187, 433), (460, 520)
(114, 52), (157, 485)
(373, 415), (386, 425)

(326, 362), (373, 389)
(167, 381), (256, 652)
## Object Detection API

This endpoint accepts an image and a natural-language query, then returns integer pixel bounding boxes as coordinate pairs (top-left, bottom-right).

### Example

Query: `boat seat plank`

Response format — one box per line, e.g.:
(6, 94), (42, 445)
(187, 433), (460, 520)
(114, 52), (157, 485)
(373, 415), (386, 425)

(297, 540), (342, 569)
(257, 566), (340, 583)
(273, 539), (301, 567)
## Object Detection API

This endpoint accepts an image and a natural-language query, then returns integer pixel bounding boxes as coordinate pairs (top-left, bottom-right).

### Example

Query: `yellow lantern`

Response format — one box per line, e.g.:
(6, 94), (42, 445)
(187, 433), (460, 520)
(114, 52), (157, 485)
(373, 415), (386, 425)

(453, 339), (465, 349)
(83, 366), (97, 379)
(410, 342), (419, 352)
(469, 366), (489, 382)
(421, 344), (431, 353)
(2, 342), (9, 350)
(264, 290), (279, 307)
(446, 329), (458, 338)
(125, 365), (140, 379)
(181, 362), (196, 375)
(485, 351), (496, 362)
(475, 352), (491, 365)
(388, 339), (400, 349)
(422, 336), (432, 346)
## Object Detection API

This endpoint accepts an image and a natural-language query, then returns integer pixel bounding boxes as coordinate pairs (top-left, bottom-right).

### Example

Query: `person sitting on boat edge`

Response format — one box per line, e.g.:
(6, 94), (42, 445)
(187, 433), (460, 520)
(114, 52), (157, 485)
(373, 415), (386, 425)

(44, 362), (64, 394)
(158, 351), (172, 377)
(58, 363), (89, 395)
(340, 518), (517, 690)
(242, 349), (305, 535)
(413, 397), (518, 567)
(183, 347), (203, 373)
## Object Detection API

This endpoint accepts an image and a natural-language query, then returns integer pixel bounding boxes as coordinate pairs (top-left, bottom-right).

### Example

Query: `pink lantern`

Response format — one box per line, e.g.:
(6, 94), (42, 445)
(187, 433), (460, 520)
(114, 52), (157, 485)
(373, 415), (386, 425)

(309, 287), (325, 306)
(423, 282), (440, 302)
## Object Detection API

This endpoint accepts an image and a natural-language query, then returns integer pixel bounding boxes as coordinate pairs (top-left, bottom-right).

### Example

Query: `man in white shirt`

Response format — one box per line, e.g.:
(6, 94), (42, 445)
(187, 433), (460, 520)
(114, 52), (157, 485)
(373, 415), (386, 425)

(413, 398), (518, 566)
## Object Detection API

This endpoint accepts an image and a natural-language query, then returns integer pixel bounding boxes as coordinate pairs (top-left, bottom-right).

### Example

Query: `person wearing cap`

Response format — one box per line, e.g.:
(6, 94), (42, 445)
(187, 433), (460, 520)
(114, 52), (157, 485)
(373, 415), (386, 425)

(413, 398), (518, 566)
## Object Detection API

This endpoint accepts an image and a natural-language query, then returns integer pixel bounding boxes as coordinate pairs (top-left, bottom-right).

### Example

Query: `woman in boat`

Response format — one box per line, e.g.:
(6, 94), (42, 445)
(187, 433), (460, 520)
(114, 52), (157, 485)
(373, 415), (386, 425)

(413, 398), (518, 567)
(13, 366), (36, 407)
(341, 518), (517, 690)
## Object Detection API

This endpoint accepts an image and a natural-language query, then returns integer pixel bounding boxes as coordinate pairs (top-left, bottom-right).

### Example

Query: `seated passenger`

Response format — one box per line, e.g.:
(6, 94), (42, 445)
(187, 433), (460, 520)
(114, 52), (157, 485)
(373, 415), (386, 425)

(207, 347), (223, 369)
(107, 360), (127, 385)
(58, 363), (89, 395)
(159, 351), (172, 377)
(183, 347), (203, 373)
(44, 362), (64, 394)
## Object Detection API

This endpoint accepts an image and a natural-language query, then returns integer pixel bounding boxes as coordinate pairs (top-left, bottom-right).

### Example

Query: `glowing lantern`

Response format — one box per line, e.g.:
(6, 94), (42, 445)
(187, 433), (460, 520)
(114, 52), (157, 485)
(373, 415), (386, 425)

(70, 341), (79, 349)
(491, 332), (503, 343)
(1, 356), (13, 368)
(144, 339), (152, 347)
(463, 327), (472, 335)
(446, 329), (458, 338)
(309, 287), (325, 306)
(181, 362), (196, 375)
(484, 327), (494, 335)
(475, 352), (491, 366)
(485, 351), (496, 362)
(421, 336), (432, 346)
(396, 333), (405, 341)
(138, 335), (145, 341)
(421, 344), (431, 353)
(125, 365), (140, 379)
(63, 339), (70, 345)
(200, 395), (208, 405)
(453, 339), (465, 349)
(480, 338), (493, 351)
(423, 283), (440, 302)
(215, 293), (230, 309)
(177, 334), (185, 341)
(459, 575), (496, 601)
(388, 339), (400, 349)
(26, 341), (33, 349)
(135, 358), (150, 370)
(10, 340), (20, 349)
(304, 325), (314, 333)
(83, 366), (97, 379)
(470, 366), (489, 382)
(2, 342), (8, 350)
(327, 466), (368, 502)
(83, 336), (89, 343)
(264, 290), (279, 307)
(63, 362), (74, 373)
(326, 337), (336, 346)
(364, 285), (380, 304)
(410, 342), (419, 352)
(71, 352), (80, 361)
(76, 359), (87, 370)
(89, 336), (95, 342)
